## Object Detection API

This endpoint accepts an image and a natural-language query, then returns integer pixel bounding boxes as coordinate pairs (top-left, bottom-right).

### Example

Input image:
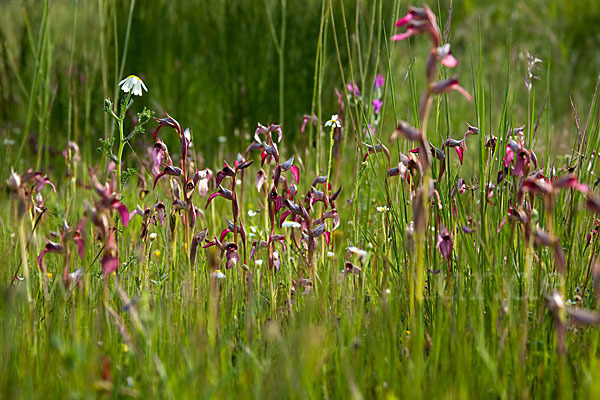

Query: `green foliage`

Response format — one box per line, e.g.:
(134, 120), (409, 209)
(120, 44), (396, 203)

(2, 1), (600, 399)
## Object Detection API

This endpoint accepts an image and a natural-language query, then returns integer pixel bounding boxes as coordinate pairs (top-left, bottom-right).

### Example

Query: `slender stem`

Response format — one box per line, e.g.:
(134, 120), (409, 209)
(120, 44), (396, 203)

(18, 222), (32, 303)
(116, 92), (132, 192)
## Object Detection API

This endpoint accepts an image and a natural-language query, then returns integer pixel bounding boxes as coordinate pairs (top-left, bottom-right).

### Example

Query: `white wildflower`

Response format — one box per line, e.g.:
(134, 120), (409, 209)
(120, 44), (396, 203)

(324, 114), (341, 129)
(282, 221), (302, 229)
(210, 270), (226, 279)
(118, 75), (147, 96)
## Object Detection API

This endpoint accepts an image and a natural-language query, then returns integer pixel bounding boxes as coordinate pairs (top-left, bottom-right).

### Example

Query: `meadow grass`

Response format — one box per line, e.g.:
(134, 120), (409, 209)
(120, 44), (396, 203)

(2, 0), (600, 399)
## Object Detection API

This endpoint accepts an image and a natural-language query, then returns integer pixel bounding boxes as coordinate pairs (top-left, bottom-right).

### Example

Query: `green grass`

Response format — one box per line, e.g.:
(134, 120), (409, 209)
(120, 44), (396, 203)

(2, 0), (600, 398)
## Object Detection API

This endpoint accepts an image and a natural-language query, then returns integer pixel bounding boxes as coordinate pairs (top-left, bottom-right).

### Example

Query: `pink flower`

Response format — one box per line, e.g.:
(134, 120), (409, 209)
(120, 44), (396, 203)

(431, 77), (473, 101)
(392, 6), (441, 47)
(444, 138), (466, 165)
(373, 99), (383, 115)
(363, 124), (377, 138)
(346, 81), (360, 96)
(374, 74), (385, 90)
(437, 226), (453, 261)
(436, 44), (458, 68)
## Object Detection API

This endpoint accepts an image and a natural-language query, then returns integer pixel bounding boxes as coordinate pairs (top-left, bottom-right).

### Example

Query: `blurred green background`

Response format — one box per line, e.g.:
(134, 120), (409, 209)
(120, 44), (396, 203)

(1, 0), (599, 174)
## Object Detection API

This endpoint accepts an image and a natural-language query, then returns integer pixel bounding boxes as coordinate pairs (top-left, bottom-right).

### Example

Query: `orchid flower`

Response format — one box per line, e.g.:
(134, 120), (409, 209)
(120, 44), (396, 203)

(437, 226), (453, 261)
(392, 5), (441, 47)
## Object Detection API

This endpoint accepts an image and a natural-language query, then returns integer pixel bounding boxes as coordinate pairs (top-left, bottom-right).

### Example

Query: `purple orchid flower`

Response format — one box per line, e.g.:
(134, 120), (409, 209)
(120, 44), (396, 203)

(37, 220), (85, 272)
(430, 77), (473, 101)
(392, 5), (441, 47)
(444, 137), (466, 165)
(437, 226), (453, 261)
(89, 167), (129, 228)
(101, 230), (119, 276)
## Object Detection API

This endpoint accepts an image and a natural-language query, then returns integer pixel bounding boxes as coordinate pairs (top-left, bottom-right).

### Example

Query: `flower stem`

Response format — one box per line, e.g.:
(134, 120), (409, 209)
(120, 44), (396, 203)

(116, 92), (132, 192)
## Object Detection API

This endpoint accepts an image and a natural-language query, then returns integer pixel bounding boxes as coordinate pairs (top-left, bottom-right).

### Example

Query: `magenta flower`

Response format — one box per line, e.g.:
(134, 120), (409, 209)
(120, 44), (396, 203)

(503, 138), (537, 177)
(430, 77), (473, 101)
(374, 74), (385, 90)
(362, 140), (390, 163)
(152, 112), (182, 142)
(436, 44), (458, 68)
(392, 5), (441, 47)
(522, 174), (589, 196)
(301, 114), (318, 133)
(101, 230), (119, 276)
(373, 99), (383, 115)
(89, 167), (130, 228)
(363, 124), (377, 138)
(444, 138), (466, 165)
(437, 226), (453, 261)
(37, 221), (85, 272)
(346, 81), (360, 96)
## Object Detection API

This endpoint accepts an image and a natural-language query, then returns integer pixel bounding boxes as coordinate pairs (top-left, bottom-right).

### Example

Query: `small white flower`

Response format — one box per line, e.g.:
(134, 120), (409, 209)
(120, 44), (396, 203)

(149, 233), (158, 241)
(255, 259), (263, 266)
(347, 246), (368, 262)
(282, 221), (302, 229)
(217, 136), (227, 143)
(385, 288), (391, 295)
(184, 128), (192, 143)
(324, 114), (341, 129)
(248, 209), (258, 217)
(118, 75), (147, 96)
(376, 206), (389, 213)
(327, 251), (335, 258)
(69, 268), (84, 282)
(211, 270), (226, 279)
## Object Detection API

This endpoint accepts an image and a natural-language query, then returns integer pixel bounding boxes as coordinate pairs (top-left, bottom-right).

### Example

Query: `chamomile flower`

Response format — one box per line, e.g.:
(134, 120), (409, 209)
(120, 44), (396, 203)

(325, 114), (341, 129)
(118, 75), (148, 96)
(282, 221), (302, 229)
(211, 270), (226, 279)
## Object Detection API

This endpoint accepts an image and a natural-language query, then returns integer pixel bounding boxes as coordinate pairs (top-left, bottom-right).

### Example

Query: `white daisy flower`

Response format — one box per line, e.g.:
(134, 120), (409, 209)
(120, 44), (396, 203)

(118, 75), (148, 96)
(376, 206), (389, 213)
(210, 270), (226, 279)
(282, 221), (302, 229)
(324, 114), (341, 128)
(347, 246), (368, 262)
(255, 259), (263, 266)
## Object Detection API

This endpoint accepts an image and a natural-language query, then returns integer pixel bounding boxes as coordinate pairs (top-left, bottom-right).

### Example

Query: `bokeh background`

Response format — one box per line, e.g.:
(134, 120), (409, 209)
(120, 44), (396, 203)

(1, 0), (600, 175)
